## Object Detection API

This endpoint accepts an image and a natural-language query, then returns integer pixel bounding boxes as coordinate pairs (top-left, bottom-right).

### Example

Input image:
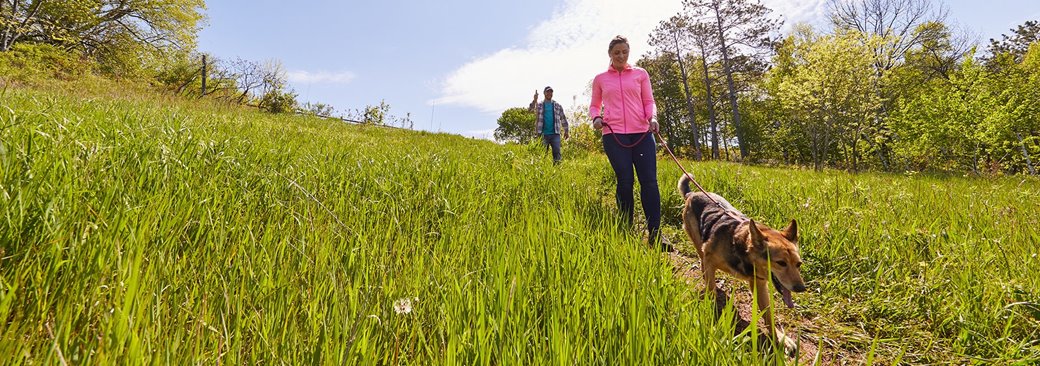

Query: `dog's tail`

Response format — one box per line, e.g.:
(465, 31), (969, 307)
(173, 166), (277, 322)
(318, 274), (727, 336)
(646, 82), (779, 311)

(677, 173), (695, 197)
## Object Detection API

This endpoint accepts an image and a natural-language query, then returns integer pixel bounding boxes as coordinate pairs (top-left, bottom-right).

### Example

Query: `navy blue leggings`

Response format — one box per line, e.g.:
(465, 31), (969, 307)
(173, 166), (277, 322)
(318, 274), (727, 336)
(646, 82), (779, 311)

(602, 132), (661, 235)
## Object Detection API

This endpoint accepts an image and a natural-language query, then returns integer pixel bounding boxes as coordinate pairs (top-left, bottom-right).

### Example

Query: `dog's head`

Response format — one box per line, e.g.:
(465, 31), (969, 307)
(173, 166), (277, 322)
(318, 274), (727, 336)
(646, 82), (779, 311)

(748, 219), (806, 308)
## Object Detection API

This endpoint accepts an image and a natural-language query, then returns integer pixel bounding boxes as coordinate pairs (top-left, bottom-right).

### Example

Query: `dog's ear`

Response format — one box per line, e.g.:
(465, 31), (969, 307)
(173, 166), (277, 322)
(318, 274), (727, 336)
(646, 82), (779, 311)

(783, 219), (798, 242)
(747, 219), (769, 255)
(748, 219), (764, 243)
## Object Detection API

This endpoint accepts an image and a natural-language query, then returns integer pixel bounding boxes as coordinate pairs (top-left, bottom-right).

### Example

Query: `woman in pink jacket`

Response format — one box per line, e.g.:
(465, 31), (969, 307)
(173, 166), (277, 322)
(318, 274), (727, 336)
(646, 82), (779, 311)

(590, 35), (667, 250)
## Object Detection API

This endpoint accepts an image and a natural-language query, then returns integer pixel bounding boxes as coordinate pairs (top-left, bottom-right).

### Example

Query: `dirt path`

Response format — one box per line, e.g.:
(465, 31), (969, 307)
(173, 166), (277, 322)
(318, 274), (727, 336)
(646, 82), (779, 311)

(666, 251), (854, 365)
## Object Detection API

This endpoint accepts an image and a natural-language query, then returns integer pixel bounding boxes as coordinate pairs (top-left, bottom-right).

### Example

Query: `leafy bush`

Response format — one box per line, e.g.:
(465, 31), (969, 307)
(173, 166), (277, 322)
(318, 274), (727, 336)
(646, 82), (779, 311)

(0, 43), (90, 82)
(566, 122), (602, 153)
(259, 88), (299, 114)
(493, 107), (537, 143)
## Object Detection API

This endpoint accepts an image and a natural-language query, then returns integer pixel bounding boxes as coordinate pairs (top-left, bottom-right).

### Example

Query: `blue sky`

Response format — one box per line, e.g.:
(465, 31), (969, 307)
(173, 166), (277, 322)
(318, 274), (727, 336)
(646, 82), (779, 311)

(198, 0), (1040, 139)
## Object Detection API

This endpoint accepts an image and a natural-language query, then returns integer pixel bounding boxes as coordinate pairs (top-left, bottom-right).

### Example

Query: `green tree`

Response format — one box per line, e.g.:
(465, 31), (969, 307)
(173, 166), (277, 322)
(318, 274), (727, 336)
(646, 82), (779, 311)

(985, 20), (1040, 67)
(493, 107), (537, 144)
(0, 0), (205, 76)
(827, 0), (950, 169)
(889, 54), (991, 173)
(889, 42), (1039, 175)
(982, 43), (1040, 174)
(650, 15), (703, 160)
(683, 0), (782, 160)
(689, 22), (724, 159)
(769, 25), (882, 170)
(897, 21), (973, 85)
(637, 52), (698, 157)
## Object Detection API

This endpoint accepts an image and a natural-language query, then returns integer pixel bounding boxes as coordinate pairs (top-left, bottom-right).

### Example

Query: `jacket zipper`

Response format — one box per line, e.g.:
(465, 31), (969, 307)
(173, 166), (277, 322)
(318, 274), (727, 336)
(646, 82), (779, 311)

(617, 69), (627, 133)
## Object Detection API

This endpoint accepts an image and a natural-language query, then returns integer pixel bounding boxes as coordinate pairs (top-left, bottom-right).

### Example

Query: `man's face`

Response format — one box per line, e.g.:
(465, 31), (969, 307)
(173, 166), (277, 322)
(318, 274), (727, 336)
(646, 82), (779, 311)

(544, 90), (553, 100)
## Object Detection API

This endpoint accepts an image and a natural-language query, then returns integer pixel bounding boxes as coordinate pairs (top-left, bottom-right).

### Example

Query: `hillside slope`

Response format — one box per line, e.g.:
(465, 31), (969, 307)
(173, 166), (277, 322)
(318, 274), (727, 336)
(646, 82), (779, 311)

(1, 88), (1038, 364)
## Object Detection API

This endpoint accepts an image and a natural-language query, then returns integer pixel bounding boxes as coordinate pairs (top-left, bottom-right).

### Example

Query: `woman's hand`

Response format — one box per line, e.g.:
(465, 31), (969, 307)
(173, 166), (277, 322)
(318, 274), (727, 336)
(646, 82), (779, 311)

(592, 116), (603, 130)
(649, 119), (659, 133)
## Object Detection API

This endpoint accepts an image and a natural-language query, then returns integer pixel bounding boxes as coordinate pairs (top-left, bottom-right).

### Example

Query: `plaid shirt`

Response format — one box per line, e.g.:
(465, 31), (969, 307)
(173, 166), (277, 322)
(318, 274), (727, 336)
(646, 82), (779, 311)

(529, 100), (569, 135)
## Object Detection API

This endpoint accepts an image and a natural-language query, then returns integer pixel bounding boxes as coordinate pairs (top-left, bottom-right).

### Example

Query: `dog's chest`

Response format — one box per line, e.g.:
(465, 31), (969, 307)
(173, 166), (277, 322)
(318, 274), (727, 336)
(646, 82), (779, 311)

(722, 246), (755, 278)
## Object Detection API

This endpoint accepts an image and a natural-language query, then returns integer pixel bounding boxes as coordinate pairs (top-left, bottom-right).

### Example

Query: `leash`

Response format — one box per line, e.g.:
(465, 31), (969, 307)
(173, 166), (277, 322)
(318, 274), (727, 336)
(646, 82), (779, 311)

(601, 121), (651, 148)
(654, 129), (746, 221)
(601, 120), (743, 220)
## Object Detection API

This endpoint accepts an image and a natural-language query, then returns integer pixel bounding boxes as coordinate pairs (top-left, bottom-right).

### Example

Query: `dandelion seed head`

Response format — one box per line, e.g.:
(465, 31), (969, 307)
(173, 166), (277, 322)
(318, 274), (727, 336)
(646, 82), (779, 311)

(393, 298), (413, 315)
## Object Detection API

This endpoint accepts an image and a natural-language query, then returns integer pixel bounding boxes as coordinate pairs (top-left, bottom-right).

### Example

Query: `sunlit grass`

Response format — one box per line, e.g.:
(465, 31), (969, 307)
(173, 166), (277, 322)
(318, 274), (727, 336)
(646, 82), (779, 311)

(1, 87), (1038, 364)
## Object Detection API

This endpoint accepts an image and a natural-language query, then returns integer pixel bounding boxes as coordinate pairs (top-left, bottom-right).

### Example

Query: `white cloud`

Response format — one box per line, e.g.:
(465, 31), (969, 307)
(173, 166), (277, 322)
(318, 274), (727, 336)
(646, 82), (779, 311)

(286, 70), (356, 84)
(433, 0), (828, 116)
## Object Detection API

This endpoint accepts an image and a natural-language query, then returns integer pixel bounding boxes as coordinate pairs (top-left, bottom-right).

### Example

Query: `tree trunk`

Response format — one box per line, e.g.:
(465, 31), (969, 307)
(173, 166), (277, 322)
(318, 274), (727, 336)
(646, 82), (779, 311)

(701, 128), (710, 156)
(811, 123), (821, 171)
(811, 134), (819, 171)
(721, 122), (731, 160)
(972, 141), (981, 175)
(7, 0), (46, 51)
(851, 134), (859, 172)
(0, 0), (8, 51)
(1017, 132), (1036, 175)
(672, 33), (702, 161)
(713, 6), (747, 160)
(201, 55), (207, 96)
(698, 47), (720, 159)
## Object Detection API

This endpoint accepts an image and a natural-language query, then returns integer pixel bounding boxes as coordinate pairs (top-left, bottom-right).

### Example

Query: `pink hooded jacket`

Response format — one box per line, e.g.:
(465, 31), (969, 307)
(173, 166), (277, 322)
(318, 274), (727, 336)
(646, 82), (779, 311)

(589, 63), (657, 135)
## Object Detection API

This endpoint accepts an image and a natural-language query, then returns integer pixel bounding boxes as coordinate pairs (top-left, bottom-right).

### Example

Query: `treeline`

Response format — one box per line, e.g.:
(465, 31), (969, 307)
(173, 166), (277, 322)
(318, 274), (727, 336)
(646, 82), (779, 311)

(641, 0), (1039, 175)
(0, 0), (412, 126)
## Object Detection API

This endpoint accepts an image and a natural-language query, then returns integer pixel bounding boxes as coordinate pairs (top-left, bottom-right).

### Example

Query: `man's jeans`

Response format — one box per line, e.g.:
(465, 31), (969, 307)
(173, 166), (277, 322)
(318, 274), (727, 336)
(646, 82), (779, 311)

(542, 134), (562, 164)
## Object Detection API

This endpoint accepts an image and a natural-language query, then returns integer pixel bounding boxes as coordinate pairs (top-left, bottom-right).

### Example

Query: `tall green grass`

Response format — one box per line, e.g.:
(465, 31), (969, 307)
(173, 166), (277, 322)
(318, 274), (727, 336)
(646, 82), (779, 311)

(659, 161), (1040, 363)
(1, 87), (1038, 364)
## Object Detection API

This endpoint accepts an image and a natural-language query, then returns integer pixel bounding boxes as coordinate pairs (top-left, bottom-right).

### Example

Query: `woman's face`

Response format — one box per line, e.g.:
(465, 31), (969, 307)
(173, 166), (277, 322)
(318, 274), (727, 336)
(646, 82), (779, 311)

(609, 42), (630, 67)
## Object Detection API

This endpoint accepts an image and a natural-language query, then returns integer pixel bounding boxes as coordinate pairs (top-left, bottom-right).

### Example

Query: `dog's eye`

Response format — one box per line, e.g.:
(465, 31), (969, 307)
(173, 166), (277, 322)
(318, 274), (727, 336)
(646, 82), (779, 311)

(776, 261), (788, 267)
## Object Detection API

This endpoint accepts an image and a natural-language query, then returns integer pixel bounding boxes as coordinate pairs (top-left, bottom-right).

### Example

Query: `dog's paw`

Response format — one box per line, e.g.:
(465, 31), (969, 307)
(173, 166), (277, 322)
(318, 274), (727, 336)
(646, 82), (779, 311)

(776, 332), (799, 357)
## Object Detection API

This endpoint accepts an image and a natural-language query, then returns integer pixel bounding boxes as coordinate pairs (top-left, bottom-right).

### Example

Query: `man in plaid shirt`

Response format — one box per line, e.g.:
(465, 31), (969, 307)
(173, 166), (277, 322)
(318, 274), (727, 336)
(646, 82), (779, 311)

(529, 86), (569, 164)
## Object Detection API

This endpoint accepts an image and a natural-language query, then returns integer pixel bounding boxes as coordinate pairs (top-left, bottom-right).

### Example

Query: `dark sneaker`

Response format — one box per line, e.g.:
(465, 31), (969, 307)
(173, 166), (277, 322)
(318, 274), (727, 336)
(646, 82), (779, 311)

(649, 230), (673, 252)
(658, 236), (674, 252)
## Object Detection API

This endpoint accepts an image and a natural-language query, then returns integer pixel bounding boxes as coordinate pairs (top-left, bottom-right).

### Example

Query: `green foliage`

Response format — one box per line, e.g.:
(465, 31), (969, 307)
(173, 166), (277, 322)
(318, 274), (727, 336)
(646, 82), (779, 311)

(259, 88), (299, 114)
(0, 43), (90, 81)
(92, 31), (153, 78)
(2, 85), (1038, 364)
(566, 122), (601, 153)
(340, 100), (412, 128)
(985, 20), (1040, 67)
(890, 43), (1040, 174)
(767, 25), (883, 170)
(494, 107), (537, 143)
(682, 0), (782, 160)
(154, 51), (206, 96)
(362, 100), (389, 124)
(888, 61), (989, 172)
(300, 102), (337, 118)
(0, 0), (205, 82)
(638, 52), (702, 157)
(1, 0), (206, 54)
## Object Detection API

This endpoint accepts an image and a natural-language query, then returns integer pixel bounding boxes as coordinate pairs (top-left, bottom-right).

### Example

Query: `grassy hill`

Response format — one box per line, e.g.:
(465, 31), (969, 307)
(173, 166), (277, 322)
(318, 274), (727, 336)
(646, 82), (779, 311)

(1, 85), (1038, 364)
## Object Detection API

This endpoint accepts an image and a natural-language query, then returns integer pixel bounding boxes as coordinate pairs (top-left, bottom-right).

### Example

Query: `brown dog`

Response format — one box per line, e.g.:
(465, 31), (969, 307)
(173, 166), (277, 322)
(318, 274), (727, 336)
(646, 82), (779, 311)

(677, 174), (806, 350)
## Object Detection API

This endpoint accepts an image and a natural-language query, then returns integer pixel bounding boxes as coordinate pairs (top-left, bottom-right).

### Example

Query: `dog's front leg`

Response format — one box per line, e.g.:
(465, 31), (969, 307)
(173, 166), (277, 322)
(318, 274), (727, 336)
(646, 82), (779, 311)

(752, 278), (773, 335)
(754, 278), (797, 355)
(702, 260), (717, 294)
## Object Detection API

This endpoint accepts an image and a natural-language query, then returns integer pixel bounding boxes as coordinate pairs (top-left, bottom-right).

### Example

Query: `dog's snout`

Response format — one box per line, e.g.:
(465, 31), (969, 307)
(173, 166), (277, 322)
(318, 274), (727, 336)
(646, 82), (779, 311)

(793, 284), (806, 292)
